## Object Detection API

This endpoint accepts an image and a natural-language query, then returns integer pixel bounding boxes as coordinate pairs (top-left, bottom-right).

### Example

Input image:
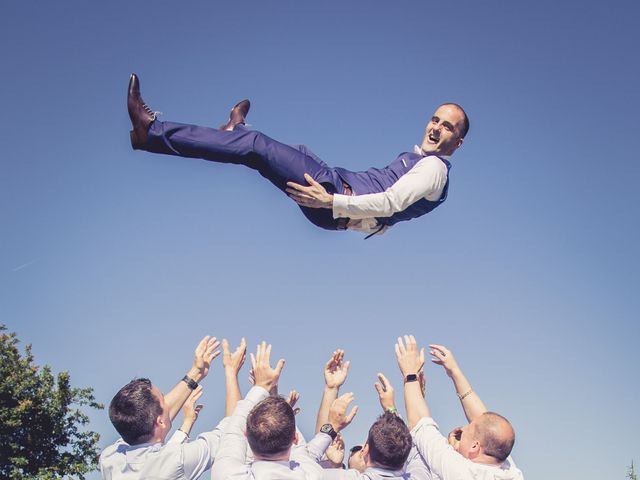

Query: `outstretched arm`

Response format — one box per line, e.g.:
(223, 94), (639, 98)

(429, 344), (487, 422)
(222, 338), (247, 416)
(213, 341), (284, 480)
(315, 350), (350, 433)
(164, 336), (221, 420)
(395, 335), (428, 430)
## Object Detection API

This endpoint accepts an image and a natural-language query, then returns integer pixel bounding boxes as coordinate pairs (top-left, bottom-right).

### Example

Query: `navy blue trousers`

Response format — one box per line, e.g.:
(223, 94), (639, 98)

(144, 121), (349, 230)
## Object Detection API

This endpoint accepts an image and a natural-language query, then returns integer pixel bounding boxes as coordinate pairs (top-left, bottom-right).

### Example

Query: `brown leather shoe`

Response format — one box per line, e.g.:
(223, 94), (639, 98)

(128, 73), (157, 149)
(219, 99), (250, 131)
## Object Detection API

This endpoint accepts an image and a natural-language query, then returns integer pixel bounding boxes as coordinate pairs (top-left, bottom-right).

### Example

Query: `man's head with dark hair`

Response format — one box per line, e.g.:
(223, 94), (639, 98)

(365, 412), (412, 470)
(108, 378), (170, 445)
(451, 411), (515, 463)
(420, 103), (470, 156)
(246, 396), (296, 458)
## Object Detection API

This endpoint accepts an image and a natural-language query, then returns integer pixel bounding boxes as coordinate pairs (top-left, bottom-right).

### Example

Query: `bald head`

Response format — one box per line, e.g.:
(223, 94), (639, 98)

(475, 412), (515, 462)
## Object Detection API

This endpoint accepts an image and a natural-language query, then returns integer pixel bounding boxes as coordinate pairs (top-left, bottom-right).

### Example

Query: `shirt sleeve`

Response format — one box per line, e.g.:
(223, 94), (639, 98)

(211, 386), (270, 480)
(166, 429), (188, 444)
(180, 416), (232, 480)
(332, 156), (448, 220)
(410, 417), (474, 480)
(290, 432), (332, 463)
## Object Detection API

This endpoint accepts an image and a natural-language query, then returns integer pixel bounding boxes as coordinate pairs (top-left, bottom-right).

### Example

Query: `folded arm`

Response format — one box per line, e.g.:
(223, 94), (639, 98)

(332, 156), (448, 219)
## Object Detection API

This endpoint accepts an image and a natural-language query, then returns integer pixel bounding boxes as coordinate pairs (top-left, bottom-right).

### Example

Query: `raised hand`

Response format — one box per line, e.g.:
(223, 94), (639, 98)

(222, 337), (247, 375)
(325, 434), (346, 466)
(286, 390), (301, 416)
(324, 350), (350, 389)
(328, 392), (359, 433)
(374, 372), (396, 412)
(250, 341), (285, 393)
(191, 335), (221, 381)
(182, 385), (204, 424)
(285, 173), (334, 209)
(395, 335), (425, 378)
(429, 344), (461, 378)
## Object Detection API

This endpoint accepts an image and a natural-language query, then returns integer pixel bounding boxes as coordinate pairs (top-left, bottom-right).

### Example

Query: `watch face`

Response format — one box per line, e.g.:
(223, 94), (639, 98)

(406, 374), (418, 382)
(321, 424), (336, 438)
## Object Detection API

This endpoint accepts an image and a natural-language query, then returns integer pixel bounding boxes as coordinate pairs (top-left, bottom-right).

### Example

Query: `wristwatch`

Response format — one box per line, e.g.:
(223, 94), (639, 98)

(405, 374), (418, 383)
(320, 423), (338, 440)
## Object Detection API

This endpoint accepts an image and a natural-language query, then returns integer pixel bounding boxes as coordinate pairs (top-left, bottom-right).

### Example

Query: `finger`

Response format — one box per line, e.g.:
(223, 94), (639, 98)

(238, 337), (247, 353)
(346, 405), (359, 423)
(192, 389), (204, 402)
(431, 359), (444, 365)
(222, 339), (230, 354)
(264, 343), (272, 368)
(210, 348), (221, 360)
(303, 173), (322, 187)
(404, 335), (414, 351)
(196, 335), (209, 354)
(378, 372), (390, 390)
(250, 352), (257, 370)
(397, 337), (407, 355)
(429, 344), (449, 355)
(342, 360), (350, 373)
(430, 348), (445, 361)
(420, 348), (425, 365)
(195, 404), (204, 413)
(274, 358), (285, 376)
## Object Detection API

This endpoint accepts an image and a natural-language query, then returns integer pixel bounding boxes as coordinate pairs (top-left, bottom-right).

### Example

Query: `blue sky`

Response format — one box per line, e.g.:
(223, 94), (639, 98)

(1, 1), (639, 478)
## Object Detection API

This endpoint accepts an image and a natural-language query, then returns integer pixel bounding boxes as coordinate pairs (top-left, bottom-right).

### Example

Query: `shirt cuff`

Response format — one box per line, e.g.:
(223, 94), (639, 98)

(332, 194), (350, 219)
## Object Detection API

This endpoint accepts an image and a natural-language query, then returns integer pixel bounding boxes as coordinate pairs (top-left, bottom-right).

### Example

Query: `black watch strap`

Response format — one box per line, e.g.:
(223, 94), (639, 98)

(182, 375), (199, 390)
(320, 423), (338, 440)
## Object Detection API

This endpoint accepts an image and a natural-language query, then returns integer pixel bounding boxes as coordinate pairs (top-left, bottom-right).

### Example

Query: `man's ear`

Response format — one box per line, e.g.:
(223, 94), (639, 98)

(455, 137), (464, 149)
(293, 431), (299, 445)
(362, 443), (370, 461)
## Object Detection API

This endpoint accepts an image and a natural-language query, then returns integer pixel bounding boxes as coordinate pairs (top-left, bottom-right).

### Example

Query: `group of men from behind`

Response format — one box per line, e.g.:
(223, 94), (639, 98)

(100, 336), (524, 480)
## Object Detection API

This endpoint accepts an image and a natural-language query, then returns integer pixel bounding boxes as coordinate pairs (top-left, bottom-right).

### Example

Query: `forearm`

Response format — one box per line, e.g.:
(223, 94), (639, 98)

(404, 381), (430, 430)
(165, 368), (203, 420)
(179, 418), (196, 437)
(225, 369), (243, 416)
(449, 368), (487, 422)
(315, 386), (339, 433)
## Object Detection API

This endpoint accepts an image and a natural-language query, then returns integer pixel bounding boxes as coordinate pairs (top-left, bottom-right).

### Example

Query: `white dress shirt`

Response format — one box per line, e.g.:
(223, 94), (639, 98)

(332, 147), (450, 235)
(212, 386), (332, 480)
(99, 418), (228, 480)
(320, 445), (432, 480)
(410, 418), (523, 480)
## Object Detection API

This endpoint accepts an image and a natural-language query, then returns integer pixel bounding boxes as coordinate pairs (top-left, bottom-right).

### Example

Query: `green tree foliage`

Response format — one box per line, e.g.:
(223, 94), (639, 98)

(628, 461), (638, 480)
(0, 325), (103, 479)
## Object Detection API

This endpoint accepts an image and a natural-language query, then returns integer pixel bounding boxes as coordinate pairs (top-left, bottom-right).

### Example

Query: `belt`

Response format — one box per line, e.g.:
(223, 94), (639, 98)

(336, 181), (353, 230)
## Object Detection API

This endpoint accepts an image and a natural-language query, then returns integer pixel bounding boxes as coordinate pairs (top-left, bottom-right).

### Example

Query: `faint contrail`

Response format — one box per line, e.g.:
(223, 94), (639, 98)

(12, 259), (39, 272)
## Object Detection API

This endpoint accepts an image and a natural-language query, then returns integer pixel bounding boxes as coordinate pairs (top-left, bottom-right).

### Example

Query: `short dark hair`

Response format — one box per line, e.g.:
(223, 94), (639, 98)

(108, 378), (161, 445)
(441, 102), (470, 138)
(476, 412), (515, 462)
(366, 412), (412, 470)
(246, 396), (296, 457)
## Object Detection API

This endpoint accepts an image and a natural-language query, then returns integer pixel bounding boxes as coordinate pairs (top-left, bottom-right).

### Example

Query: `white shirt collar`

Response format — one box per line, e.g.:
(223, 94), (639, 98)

(413, 145), (451, 160)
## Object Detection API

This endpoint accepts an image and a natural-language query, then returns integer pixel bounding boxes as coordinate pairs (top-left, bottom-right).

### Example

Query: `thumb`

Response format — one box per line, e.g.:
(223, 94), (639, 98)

(374, 382), (383, 394)
(346, 405), (359, 423)
(274, 358), (286, 375)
